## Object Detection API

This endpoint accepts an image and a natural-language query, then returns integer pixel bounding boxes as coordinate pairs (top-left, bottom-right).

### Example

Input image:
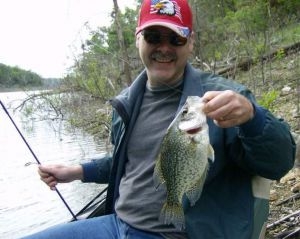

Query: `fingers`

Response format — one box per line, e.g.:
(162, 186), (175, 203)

(202, 90), (254, 128)
(38, 165), (58, 190)
(40, 174), (58, 190)
(37, 164), (82, 189)
(44, 176), (58, 190)
(202, 91), (223, 104)
(202, 90), (234, 119)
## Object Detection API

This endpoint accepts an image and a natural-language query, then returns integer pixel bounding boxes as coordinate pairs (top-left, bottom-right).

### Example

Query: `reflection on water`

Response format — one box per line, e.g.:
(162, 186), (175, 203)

(0, 91), (107, 238)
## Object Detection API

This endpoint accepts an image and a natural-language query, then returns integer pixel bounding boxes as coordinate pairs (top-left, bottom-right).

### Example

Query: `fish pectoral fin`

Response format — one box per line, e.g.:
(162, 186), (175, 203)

(153, 156), (165, 190)
(154, 177), (165, 190)
(153, 170), (162, 190)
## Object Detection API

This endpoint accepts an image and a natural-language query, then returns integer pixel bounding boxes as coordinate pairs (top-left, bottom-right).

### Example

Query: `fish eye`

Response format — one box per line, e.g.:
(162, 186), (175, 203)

(182, 108), (188, 116)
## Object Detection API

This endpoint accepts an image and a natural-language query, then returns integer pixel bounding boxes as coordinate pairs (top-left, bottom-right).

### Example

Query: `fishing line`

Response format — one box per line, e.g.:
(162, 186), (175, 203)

(0, 99), (78, 221)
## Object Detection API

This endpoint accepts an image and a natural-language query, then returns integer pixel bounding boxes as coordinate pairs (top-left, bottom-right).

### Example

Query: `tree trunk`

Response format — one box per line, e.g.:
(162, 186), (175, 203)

(112, 0), (132, 86)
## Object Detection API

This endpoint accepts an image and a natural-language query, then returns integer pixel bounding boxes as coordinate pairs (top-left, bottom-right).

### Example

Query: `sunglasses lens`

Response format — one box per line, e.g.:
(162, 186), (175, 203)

(143, 31), (161, 44)
(142, 30), (187, 46)
(170, 33), (187, 46)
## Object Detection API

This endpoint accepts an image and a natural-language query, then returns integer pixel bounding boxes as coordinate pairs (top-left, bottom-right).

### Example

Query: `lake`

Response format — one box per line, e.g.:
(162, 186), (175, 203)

(0, 91), (107, 238)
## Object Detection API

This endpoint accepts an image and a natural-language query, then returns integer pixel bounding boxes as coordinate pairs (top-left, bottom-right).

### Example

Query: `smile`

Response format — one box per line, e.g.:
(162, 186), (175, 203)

(151, 52), (176, 63)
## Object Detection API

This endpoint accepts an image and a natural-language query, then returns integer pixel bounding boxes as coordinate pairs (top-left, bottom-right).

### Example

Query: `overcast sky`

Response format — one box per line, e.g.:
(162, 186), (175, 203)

(0, 0), (137, 78)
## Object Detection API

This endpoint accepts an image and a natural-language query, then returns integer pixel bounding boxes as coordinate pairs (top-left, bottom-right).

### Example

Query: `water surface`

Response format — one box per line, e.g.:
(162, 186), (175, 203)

(0, 91), (107, 238)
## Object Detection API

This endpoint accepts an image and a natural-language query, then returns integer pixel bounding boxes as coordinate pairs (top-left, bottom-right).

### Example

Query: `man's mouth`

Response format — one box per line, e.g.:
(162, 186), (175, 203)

(151, 52), (176, 63)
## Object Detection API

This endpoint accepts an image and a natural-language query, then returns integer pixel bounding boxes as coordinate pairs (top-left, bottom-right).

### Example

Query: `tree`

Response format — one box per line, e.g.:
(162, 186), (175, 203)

(112, 0), (132, 86)
(0, 63), (43, 88)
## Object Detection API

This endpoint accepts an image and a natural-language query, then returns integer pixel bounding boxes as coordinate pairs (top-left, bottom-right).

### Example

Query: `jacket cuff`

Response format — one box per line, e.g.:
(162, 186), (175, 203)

(81, 160), (99, 183)
(238, 104), (266, 137)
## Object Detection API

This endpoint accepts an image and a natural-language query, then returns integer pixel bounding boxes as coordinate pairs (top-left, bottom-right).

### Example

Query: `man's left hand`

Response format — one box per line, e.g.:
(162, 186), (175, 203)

(202, 90), (254, 128)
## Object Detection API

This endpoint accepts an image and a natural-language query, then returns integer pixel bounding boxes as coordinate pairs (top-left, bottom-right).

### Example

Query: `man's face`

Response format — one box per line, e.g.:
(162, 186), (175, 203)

(136, 26), (194, 87)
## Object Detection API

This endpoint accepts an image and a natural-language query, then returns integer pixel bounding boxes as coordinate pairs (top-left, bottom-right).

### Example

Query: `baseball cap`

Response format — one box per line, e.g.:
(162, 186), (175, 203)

(136, 0), (193, 38)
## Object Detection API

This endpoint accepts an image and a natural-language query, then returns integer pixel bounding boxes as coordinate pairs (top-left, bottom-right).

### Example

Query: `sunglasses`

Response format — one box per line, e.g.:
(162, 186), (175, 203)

(141, 30), (188, 46)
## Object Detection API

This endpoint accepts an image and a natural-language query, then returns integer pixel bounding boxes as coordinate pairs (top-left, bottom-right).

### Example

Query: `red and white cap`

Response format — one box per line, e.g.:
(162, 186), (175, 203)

(136, 0), (193, 38)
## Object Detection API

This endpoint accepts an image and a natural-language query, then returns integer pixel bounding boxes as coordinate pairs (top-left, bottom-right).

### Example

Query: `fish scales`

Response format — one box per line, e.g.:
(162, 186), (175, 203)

(154, 96), (214, 230)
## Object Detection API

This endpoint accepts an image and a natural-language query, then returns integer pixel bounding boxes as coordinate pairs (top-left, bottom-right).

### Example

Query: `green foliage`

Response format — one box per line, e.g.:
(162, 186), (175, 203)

(22, 104), (34, 118)
(234, 1), (268, 34)
(0, 63), (43, 89)
(65, 4), (139, 99)
(255, 43), (267, 57)
(275, 48), (285, 60)
(257, 90), (280, 111)
(191, 0), (300, 64)
(87, 7), (137, 55)
(66, 52), (119, 100)
(270, 0), (300, 26)
(65, 0), (300, 100)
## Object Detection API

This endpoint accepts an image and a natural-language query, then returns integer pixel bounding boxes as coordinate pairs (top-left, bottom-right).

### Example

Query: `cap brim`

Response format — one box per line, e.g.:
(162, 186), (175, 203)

(136, 21), (190, 38)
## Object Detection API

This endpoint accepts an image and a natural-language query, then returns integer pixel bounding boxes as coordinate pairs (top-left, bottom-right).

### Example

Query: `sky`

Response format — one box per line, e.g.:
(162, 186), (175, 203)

(0, 0), (137, 78)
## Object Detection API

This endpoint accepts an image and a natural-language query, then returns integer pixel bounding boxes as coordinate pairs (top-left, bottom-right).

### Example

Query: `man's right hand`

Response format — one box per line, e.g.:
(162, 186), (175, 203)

(38, 164), (83, 190)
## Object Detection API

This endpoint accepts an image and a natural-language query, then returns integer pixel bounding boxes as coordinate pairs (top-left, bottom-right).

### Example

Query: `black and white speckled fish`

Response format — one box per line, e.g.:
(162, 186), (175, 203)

(154, 96), (214, 230)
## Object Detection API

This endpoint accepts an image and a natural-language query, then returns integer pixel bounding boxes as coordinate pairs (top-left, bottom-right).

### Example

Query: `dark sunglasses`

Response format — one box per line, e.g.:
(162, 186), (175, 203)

(141, 30), (188, 46)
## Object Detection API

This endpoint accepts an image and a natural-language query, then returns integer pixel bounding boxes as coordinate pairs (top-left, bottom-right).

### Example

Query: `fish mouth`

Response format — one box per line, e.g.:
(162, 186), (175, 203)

(185, 126), (202, 134)
(178, 120), (203, 134)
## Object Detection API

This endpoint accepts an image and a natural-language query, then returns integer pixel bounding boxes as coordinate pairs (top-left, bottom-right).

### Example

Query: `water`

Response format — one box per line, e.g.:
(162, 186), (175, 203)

(0, 91), (108, 238)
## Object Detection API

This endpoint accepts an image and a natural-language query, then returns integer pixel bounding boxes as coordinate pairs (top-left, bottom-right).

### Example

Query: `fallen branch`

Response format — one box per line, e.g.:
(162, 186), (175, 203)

(276, 192), (300, 206)
(282, 227), (300, 239)
(267, 210), (300, 229)
(216, 42), (300, 77)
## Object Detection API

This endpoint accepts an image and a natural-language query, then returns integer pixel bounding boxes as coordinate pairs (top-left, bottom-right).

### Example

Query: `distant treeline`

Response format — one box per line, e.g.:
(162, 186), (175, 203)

(0, 63), (61, 89)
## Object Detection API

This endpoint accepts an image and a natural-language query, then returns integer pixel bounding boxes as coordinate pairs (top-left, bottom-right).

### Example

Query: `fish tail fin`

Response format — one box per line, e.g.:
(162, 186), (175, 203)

(160, 202), (185, 230)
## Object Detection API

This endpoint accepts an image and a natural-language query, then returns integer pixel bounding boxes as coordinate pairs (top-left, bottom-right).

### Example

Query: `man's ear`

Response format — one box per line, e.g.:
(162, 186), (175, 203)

(136, 34), (140, 48)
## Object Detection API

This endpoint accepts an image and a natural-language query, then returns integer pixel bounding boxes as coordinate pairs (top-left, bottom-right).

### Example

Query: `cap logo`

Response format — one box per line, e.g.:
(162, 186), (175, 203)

(150, 0), (183, 23)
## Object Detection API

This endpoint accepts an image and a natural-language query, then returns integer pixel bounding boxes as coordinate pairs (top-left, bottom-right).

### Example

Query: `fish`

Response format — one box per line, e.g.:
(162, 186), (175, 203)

(154, 96), (214, 230)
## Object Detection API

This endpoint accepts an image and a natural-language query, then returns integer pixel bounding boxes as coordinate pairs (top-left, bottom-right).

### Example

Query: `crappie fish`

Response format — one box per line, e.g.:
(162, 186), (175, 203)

(154, 96), (214, 229)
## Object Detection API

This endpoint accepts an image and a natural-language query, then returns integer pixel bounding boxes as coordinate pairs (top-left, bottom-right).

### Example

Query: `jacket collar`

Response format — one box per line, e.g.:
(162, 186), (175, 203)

(111, 63), (205, 121)
(174, 63), (205, 115)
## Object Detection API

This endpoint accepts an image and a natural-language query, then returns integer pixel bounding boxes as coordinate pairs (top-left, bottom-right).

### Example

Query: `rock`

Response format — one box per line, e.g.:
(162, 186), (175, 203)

(281, 85), (292, 95)
(270, 189), (279, 201)
(287, 60), (295, 70)
(292, 182), (300, 193)
(280, 170), (296, 184)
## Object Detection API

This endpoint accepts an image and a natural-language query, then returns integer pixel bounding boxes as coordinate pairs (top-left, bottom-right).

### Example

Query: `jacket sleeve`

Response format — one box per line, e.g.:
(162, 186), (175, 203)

(234, 103), (296, 180)
(80, 155), (112, 183)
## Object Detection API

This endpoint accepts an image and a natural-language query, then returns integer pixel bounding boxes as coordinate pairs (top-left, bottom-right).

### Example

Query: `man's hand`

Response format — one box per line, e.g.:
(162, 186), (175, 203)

(38, 164), (83, 190)
(202, 90), (254, 128)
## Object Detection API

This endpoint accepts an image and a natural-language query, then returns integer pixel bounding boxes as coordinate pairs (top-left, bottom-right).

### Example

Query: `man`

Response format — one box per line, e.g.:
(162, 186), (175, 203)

(23, 0), (295, 238)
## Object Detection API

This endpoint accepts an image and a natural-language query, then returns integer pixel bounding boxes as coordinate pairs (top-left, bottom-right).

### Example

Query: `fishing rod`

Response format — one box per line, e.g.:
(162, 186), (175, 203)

(0, 99), (78, 221)
(71, 186), (108, 221)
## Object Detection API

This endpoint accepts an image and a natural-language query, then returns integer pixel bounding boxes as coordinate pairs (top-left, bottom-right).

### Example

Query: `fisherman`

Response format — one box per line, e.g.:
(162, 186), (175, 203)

(23, 0), (295, 238)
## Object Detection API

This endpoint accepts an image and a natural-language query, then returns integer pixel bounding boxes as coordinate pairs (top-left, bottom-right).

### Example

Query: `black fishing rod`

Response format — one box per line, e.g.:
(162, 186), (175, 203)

(71, 186), (108, 221)
(0, 99), (78, 221)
